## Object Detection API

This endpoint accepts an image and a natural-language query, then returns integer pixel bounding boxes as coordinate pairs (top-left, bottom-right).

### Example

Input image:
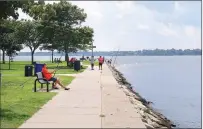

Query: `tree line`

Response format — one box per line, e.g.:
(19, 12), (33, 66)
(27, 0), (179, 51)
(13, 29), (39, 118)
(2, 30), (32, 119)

(0, 0), (94, 67)
(10, 48), (202, 57)
(113, 49), (201, 56)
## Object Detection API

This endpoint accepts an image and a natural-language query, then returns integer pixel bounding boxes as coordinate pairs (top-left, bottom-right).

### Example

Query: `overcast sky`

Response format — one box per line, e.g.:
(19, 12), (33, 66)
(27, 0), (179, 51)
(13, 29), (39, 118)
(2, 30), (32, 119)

(18, 1), (201, 52)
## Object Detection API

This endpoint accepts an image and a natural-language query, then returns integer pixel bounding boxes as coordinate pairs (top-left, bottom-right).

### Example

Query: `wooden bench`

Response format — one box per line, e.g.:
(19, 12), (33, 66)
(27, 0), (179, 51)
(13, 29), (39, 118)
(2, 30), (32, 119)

(34, 72), (54, 92)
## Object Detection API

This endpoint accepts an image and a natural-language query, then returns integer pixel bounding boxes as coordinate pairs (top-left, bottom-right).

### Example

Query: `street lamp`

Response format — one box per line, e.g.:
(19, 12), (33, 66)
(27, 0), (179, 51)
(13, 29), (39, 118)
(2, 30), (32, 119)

(91, 42), (96, 57)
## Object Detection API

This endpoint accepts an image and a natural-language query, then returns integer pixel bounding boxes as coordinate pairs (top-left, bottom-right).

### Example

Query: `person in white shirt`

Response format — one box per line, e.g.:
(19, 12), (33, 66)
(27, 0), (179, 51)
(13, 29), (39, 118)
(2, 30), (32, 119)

(90, 56), (94, 70)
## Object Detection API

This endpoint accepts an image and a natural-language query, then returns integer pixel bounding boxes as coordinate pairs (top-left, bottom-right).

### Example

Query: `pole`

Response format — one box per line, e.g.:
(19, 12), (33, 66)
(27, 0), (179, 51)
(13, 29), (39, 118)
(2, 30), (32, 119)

(0, 49), (2, 87)
(9, 56), (10, 70)
(91, 42), (93, 57)
(50, 51), (51, 62)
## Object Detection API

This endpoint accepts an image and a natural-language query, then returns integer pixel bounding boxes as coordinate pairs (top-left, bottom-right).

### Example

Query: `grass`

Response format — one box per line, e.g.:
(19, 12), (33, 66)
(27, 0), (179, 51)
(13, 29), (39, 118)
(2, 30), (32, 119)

(1, 75), (74, 128)
(82, 60), (99, 66)
(0, 61), (78, 128)
(1, 61), (87, 75)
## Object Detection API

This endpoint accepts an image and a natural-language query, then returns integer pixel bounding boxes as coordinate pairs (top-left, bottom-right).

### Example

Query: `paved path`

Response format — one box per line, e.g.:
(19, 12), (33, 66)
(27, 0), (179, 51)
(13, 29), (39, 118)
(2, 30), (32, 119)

(56, 73), (78, 77)
(19, 64), (146, 128)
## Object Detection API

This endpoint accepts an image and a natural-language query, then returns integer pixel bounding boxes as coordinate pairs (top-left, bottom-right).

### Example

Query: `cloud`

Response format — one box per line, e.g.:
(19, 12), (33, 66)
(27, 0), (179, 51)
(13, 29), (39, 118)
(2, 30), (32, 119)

(70, 1), (103, 25)
(184, 26), (197, 37)
(18, 1), (201, 52)
(137, 24), (150, 30)
(157, 23), (178, 37)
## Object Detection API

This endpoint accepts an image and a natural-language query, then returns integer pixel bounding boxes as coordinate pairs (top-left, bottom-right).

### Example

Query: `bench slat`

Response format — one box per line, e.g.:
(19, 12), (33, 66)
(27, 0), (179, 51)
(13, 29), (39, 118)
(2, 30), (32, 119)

(36, 72), (54, 84)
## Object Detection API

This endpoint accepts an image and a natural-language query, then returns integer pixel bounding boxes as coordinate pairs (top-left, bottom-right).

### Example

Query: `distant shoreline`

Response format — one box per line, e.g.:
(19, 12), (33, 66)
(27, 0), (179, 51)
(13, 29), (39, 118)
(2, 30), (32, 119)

(12, 49), (201, 57)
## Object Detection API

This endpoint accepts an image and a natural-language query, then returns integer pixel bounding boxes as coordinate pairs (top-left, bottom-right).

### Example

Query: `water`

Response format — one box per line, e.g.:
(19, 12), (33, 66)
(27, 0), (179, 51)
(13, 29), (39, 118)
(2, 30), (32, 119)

(3, 56), (78, 62)
(2, 55), (201, 128)
(115, 56), (201, 128)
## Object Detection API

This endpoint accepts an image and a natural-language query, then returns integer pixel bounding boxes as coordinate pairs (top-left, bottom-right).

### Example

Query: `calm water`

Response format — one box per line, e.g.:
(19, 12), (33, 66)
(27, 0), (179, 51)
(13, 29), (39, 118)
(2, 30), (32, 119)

(3, 55), (201, 128)
(115, 56), (201, 128)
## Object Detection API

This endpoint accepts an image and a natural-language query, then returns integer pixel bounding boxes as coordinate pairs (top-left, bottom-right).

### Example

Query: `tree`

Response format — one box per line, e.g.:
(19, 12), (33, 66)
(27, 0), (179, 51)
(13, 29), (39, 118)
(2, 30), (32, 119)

(75, 26), (94, 50)
(49, 1), (87, 64)
(16, 20), (44, 64)
(40, 43), (58, 63)
(0, 1), (35, 20)
(25, 0), (94, 66)
(0, 19), (22, 65)
(25, 2), (61, 63)
(54, 26), (94, 66)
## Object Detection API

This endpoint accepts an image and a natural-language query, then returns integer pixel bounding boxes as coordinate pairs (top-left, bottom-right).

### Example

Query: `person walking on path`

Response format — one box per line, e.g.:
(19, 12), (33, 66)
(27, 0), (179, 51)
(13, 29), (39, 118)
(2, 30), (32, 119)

(42, 63), (70, 90)
(98, 56), (104, 70)
(90, 56), (95, 70)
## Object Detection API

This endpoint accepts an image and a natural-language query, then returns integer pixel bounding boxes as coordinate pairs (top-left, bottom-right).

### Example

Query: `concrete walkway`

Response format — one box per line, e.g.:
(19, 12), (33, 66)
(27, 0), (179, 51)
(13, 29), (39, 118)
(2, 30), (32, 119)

(19, 64), (146, 128)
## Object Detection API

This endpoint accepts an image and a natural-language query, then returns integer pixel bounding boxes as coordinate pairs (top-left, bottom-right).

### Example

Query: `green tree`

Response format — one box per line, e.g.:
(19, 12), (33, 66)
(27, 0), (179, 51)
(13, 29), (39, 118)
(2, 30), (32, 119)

(26, 2), (61, 63)
(50, 0), (87, 64)
(25, 0), (94, 66)
(0, 20), (23, 65)
(40, 44), (58, 63)
(16, 20), (44, 64)
(0, 1), (35, 20)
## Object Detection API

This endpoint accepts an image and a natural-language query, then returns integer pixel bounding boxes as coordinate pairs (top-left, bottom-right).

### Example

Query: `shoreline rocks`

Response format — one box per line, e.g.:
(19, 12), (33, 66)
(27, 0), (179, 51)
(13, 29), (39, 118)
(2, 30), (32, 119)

(106, 63), (176, 129)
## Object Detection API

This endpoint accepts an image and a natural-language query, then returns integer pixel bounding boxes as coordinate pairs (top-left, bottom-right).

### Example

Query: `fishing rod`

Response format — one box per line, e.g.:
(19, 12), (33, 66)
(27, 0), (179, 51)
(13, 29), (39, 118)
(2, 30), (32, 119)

(110, 48), (117, 61)
(112, 48), (120, 67)
(106, 48), (116, 66)
(52, 52), (63, 77)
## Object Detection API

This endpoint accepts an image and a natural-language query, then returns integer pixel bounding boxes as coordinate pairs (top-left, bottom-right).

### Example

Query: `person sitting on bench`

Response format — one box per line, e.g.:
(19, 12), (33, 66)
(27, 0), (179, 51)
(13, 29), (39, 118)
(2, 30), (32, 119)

(41, 63), (70, 90)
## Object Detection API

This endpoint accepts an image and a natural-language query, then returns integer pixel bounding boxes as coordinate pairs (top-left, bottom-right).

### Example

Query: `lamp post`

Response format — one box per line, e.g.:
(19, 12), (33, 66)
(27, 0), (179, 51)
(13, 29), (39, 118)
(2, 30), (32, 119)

(91, 42), (96, 57)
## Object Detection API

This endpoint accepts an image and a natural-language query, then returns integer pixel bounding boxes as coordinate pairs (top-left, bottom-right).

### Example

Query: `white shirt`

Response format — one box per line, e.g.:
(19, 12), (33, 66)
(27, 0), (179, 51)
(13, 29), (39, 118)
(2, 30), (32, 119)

(90, 57), (94, 64)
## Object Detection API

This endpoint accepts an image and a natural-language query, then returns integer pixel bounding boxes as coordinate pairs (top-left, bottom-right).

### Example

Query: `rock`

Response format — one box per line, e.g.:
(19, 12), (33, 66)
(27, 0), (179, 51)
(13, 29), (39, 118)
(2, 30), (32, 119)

(136, 103), (147, 110)
(151, 121), (161, 128)
(149, 110), (160, 119)
(133, 99), (143, 105)
(144, 122), (154, 129)
(142, 118), (147, 123)
(147, 112), (160, 123)
(140, 110), (145, 118)
(147, 118), (153, 125)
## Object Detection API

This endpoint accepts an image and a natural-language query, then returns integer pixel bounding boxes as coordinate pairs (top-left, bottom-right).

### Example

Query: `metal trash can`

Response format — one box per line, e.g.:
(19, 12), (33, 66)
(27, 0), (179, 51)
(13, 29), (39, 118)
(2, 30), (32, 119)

(74, 60), (81, 71)
(25, 65), (33, 77)
(34, 63), (44, 75)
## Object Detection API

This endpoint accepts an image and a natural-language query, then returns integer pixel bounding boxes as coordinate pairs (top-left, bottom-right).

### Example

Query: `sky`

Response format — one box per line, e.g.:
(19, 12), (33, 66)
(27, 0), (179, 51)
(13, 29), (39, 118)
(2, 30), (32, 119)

(18, 1), (202, 52)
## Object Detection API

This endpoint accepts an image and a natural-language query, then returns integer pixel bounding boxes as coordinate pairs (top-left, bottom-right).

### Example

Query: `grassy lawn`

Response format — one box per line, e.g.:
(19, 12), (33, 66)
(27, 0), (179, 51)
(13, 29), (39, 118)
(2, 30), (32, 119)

(1, 61), (87, 75)
(82, 60), (99, 66)
(1, 75), (74, 128)
(0, 61), (76, 128)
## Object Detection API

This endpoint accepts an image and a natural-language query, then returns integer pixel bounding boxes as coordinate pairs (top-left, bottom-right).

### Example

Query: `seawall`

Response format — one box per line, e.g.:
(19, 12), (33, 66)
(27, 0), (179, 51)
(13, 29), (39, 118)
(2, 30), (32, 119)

(106, 62), (176, 128)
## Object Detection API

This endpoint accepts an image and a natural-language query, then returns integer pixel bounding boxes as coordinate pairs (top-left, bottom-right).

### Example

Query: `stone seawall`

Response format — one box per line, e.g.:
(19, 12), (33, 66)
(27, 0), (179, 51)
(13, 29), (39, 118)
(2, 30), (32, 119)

(106, 63), (176, 129)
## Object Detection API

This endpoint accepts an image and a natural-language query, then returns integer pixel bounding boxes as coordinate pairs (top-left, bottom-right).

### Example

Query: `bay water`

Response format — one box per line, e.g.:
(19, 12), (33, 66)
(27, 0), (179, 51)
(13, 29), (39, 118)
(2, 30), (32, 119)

(115, 56), (201, 128)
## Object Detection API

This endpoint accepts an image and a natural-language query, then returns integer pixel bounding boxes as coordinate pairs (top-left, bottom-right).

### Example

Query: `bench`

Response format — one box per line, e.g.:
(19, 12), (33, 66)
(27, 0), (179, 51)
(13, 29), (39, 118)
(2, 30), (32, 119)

(34, 72), (54, 92)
